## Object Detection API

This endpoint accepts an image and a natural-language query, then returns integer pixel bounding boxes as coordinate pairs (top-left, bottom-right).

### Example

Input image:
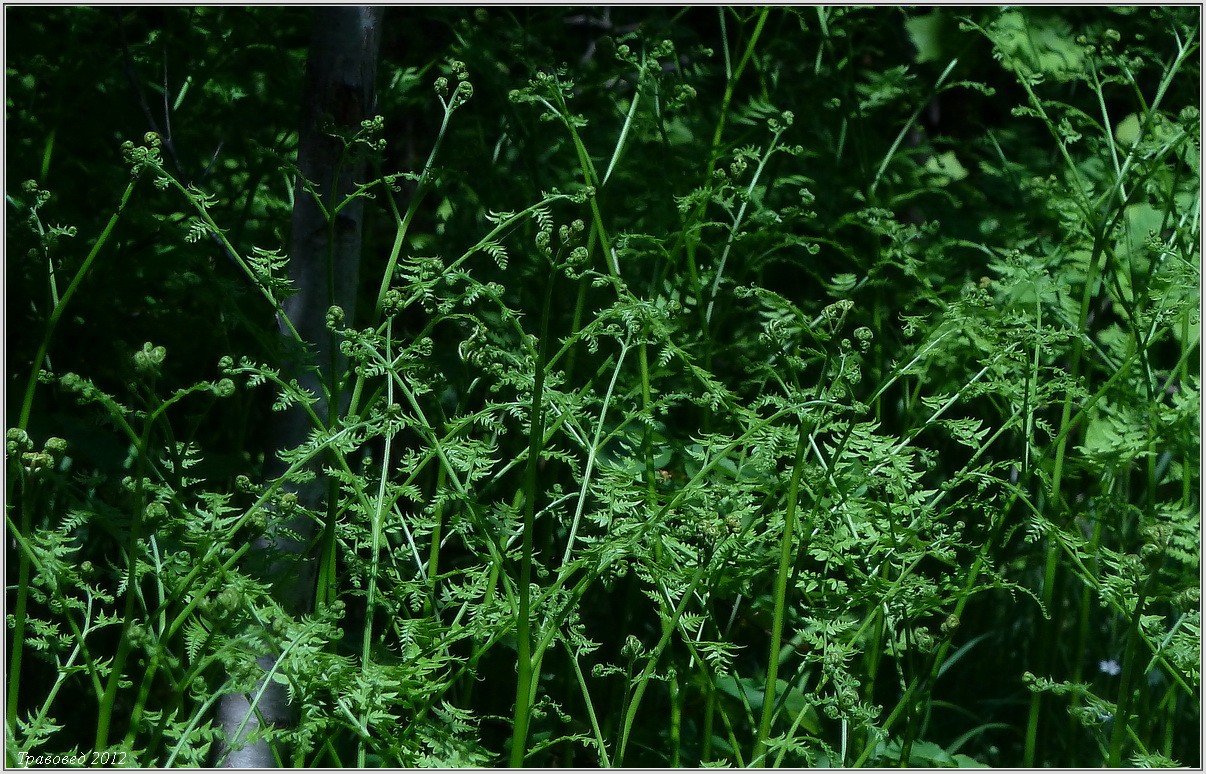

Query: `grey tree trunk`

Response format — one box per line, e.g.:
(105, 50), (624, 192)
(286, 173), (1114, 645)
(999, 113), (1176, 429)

(215, 7), (383, 767)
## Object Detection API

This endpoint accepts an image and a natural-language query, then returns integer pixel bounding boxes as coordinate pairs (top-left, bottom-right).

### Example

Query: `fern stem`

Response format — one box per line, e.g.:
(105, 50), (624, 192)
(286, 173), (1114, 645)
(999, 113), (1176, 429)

(753, 422), (810, 763)
(17, 178), (137, 431)
(1108, 576), (1154, 766)
(510, 270), (555, 767)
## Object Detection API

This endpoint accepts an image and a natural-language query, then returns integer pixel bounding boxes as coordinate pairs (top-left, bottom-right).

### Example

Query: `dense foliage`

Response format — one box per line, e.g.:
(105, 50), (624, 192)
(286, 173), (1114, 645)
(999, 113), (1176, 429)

(6, 6), (1200, 767)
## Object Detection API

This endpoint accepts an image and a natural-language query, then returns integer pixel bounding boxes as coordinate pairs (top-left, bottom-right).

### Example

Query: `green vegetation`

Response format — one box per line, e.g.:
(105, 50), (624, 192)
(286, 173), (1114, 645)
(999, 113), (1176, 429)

(6, 6), (1199, 767)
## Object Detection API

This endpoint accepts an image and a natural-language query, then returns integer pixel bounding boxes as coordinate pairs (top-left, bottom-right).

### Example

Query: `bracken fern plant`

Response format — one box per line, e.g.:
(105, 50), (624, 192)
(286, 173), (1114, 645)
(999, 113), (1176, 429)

(6, 6), (1199, 767)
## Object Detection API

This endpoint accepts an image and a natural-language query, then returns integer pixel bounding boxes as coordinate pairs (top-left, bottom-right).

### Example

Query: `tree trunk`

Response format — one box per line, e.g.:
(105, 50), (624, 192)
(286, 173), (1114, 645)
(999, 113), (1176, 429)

(215, 8), (383, 766)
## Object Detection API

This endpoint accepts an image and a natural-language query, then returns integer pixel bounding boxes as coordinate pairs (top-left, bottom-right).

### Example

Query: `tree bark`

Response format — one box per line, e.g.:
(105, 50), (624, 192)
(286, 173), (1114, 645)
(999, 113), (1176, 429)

(215, 8), (383, 767)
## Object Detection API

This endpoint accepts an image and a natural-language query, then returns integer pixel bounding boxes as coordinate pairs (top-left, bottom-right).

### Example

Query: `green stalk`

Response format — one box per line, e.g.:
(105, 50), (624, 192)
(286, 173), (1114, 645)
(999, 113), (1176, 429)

(314, 516), (338, 609)
(1068, 500), (1106, 764)
(6, 490), (34, 727)
(1015, 47), (1132, 753)
(858, 584), (888, 752)
(425, 463), (449, 616)
(615, 562), (711, 766)
(703, 123), (786, 327)
(17, 178), (137, 430)
(568, 650), (611, 767)
(669, 667), (682, 767)
(6, 532), (104, 718)
(509, 272), (555, 767)
(95, 408), (158, 750)
(1108, 575), (1154, 766)
(602, 55), (644, 188)
(701, 684), (715, 763)
(357, 318), (396, 767)
(638, 343), (657, 501)
(540, 91), (618, 278)
(752, 423), (810, 763)
(215, 614), (329, 767)
(562, 275), (590, 385)
(160, 171), (305, 348)
(707, 8), (769, 175)
(562, 337), (630, 565)
(163, 684), (231, 766)
(868, 58), (958, 199)
(674, 6), (768, 333)
(1025, 237), (1110, 767)
(372, 100), (455, 319)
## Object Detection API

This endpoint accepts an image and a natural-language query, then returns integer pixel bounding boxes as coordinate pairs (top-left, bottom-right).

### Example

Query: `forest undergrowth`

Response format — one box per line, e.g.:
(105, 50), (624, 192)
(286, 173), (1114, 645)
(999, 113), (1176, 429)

(6, 6), (1200, 767)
